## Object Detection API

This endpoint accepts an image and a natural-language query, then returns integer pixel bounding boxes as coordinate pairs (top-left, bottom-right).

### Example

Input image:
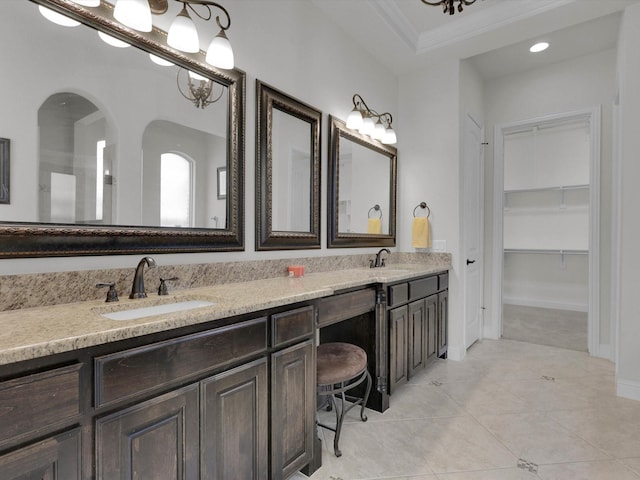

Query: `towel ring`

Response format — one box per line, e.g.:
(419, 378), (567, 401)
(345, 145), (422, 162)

(413, 202), (430, 218)
(368, 204), (383, 219)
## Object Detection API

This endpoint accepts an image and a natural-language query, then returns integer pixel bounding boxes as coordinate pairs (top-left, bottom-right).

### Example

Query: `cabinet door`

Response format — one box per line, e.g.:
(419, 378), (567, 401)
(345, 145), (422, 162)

(425, 294), (438, 360)
(438, 291), (449, 358)
(408, 299), (427, 378)
(96, 384), (199, 480)
(0, 429), (80, 480)
(388, 305), (408, 393)
(271, 339), (315, 480)
(201, 358), (268, 480)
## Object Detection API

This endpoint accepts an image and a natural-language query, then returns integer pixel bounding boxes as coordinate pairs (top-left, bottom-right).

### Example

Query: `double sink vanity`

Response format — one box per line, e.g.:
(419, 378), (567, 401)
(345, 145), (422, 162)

(0, 261), (449, 479)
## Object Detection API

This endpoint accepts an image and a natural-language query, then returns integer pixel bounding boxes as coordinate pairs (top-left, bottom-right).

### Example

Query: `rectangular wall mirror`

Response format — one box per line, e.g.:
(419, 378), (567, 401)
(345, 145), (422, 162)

(0, 0), (245, 257)
(256, 80), (321, 250)
(328, 115), (397, 248)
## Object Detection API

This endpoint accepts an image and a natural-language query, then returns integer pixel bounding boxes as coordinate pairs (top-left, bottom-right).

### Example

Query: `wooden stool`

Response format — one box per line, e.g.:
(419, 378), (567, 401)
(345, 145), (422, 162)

(316, 342), (372, 457)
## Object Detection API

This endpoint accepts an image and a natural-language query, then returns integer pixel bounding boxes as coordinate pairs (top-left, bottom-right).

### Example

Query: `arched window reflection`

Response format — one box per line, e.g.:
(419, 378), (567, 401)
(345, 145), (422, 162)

(160, 152), (193, 227)
(38, 92), (109, 224)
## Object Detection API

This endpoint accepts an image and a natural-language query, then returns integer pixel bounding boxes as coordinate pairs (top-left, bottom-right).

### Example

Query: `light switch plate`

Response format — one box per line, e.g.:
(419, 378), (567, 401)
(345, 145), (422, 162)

(433, 240), (446, 252)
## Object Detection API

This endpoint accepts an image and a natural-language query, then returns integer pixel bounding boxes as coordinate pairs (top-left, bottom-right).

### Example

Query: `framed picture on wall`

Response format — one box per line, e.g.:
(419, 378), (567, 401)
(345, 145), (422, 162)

(0, 138), (9, 204)
(217, 166), (227, 200)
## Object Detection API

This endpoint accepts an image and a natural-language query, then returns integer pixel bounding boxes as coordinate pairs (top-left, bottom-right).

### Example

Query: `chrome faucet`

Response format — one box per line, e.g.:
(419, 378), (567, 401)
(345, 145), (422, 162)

(130, 256), (157, 299)
(370, 248), (390, 268)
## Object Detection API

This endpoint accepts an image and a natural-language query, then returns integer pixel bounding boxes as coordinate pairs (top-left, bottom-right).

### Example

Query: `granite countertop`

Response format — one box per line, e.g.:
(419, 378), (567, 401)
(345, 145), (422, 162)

(0, 264), (448, 366)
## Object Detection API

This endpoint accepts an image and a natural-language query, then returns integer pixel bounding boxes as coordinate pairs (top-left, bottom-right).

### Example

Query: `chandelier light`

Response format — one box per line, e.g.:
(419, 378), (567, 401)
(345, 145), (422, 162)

(346, 94), (397, 145)
(420, 0), (477, 15)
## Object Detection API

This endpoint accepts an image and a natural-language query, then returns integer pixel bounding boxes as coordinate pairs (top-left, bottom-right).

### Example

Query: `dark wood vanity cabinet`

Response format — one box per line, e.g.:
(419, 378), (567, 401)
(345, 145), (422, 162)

(0, 304), (316, 480)
(387, 272), (448, 394)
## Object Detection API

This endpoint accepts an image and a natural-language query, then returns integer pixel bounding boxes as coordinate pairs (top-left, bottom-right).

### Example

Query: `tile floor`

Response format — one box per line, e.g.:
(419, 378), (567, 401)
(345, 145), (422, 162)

(307, 339), (640, 480)
(502, 305), (588, 352)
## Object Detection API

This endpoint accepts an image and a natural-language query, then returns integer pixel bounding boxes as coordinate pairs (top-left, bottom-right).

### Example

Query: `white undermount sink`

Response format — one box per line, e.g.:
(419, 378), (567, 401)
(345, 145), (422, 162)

(101, 300), (215, 321)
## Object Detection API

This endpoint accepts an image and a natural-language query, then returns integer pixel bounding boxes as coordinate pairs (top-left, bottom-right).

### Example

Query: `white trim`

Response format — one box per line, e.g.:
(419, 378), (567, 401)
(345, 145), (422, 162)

(503, 298), (588, 312)
(492, 107), (601, 352)
(598, 344), (611, 360)
(612, 102), (622, 365)
(447, 344), (466, 361)
(617, 378), (640, 402)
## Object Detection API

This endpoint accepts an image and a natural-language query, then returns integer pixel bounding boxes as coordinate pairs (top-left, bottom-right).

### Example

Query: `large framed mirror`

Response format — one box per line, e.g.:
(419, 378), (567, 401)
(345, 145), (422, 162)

(256, 81), (321, 250)
(328, 115), (397, 248)
(0, 0), (245, 258)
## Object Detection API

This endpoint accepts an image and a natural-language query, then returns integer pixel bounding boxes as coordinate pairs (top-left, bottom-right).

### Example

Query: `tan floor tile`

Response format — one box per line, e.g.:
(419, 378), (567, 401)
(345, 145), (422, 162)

(476, 412), (610, 464)
(621, 458), (640, 475)
(439, 380), (535, 416)
(415, 415), (517, 473)
(548, 405), (640, 458)
(436, 468), (540, 479)
(536, 460), (640, 479)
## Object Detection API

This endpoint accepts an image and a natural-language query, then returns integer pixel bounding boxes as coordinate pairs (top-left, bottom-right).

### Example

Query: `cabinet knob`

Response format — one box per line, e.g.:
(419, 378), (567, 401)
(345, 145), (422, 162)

(466, 259), (476, 265)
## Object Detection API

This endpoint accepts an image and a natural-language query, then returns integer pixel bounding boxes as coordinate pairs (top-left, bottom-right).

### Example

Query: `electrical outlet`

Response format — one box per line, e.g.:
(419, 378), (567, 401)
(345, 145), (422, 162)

(433, 240), (446, 252)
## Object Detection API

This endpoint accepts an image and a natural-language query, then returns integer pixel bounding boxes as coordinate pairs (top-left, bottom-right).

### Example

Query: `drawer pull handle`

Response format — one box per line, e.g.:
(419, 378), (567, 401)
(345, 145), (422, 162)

(466, 259), (476, 265)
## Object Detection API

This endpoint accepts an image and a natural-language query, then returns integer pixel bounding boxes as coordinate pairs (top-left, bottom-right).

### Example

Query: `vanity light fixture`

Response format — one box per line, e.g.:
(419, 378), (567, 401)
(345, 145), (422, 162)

(98, 31), (131, 48)
(346, 94), (397, 145)
(177, 68), (224, 109)
(166, 1), (235, 69)
(114, 0), (153, 32)
(72, 0), (101, 7)
(530, 42), (549, 53)
(420, 0), (476, 15)
(38, 5), (81, 26)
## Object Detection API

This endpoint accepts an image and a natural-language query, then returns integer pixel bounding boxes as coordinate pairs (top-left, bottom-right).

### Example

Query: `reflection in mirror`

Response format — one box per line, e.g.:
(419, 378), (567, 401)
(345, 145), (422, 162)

(256, 80), (321, 250)
(328, 115), (397, 248)
(0, 0), (245, 257)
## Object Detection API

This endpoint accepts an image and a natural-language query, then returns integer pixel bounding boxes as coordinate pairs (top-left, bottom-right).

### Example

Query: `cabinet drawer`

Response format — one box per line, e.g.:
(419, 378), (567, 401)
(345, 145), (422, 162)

(409, 276), (438, 301)
(0, 363), (82, 447)
(317, 288), (376, 328)
(272, 306), (315, 348)
(388, 283), (408, 308)
(439, 273), (449, 291)
(95, 317), (268, 408)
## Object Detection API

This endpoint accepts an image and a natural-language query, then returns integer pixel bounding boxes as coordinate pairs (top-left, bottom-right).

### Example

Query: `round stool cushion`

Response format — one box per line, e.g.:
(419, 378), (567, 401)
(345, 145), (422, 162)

(317, 342), (368, 385)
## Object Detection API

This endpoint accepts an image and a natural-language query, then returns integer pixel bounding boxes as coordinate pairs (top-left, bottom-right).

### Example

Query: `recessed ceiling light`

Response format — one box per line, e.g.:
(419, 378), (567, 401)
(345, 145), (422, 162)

(530, 42), (549, 53)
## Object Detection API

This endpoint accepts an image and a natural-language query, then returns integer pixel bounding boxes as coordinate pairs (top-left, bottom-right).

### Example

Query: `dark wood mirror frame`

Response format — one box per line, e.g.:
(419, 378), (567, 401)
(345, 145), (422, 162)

(255, 80), (321, 250)
(0, 0), (245, 258)
(327, 115), (397, 248)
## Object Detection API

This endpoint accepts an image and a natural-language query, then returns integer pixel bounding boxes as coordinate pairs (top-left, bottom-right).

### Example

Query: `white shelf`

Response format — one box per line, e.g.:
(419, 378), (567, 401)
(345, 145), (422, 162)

(504, 184), (589, 194)
(504, 248), (587, 255)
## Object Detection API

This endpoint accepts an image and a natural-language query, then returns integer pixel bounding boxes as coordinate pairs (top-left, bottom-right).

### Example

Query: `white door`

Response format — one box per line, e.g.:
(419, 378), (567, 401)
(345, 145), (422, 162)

(463, 114), (484, 349)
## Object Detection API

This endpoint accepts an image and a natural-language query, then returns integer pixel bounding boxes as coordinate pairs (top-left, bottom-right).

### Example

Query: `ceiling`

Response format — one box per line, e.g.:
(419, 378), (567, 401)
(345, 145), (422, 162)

(311, 0), (640, 78)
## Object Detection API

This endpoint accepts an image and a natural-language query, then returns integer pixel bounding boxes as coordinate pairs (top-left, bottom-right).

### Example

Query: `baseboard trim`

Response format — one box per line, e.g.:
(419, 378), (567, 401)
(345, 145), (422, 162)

(503, 297), (588, 312)
(617, 377), (640, 402)
(597, 343), (611, 360)
(447, 344), (465, 361)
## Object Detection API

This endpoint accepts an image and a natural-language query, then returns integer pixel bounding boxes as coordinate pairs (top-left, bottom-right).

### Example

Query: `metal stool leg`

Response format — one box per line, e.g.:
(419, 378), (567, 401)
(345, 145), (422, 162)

(318, 368), (371, 457)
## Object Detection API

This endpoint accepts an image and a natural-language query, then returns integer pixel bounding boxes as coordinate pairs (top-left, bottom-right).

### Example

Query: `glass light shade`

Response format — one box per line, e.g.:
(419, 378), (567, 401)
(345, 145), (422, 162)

(73, 0), (101, 6)
(206, 30), (234, 69)
(530, 42), (549, 53)
(167, 8), (199, 53)
(98, 31), (131, 48)
(373, 122), (386, 141)
(149, 54), (174, 67)
(39, 6), (80, 27)
(114, 0), (152, 32)
(382, 128), (397, 145)
(188, 70), (208, 81)
(346, 109), (363, 130)
(359, 117), (376, 136)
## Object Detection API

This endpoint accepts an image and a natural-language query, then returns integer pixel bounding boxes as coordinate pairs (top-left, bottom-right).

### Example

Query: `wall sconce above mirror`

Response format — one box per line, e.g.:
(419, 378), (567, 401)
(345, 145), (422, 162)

(0, 0), (245, 258)
(346, 94), (397, 145)
(328, 115), (397, 248)
(256, 81), (321, 250)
